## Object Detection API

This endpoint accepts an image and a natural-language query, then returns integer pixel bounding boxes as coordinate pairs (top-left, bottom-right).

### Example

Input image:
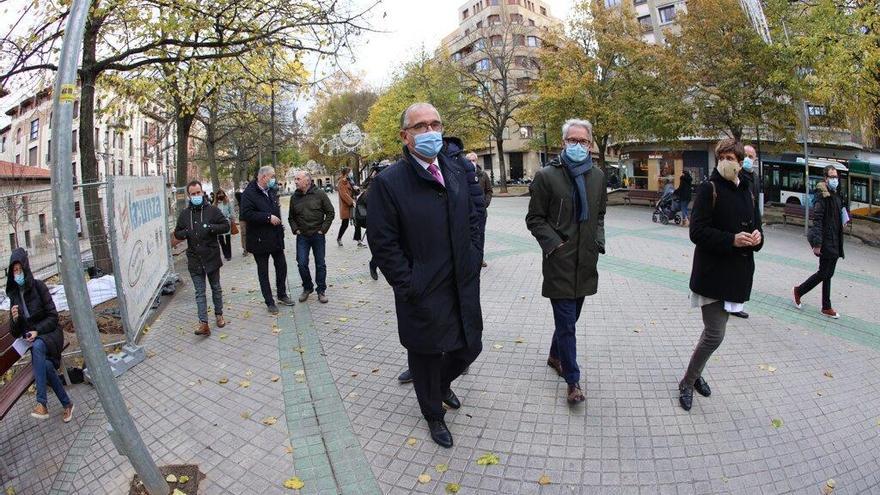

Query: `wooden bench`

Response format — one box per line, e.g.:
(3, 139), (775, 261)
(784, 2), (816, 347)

(782, 203), (854, 232)
(1, 321), (69, 420)
(782, 204), (806, 225)
(623, 189), (661, 206)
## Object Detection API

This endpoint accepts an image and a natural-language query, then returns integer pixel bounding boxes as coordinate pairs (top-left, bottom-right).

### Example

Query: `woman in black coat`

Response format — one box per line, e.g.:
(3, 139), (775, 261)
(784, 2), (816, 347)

(6, 248), (74, 422)
(676, 171), (693, 227)
(679, 140), (763, 411)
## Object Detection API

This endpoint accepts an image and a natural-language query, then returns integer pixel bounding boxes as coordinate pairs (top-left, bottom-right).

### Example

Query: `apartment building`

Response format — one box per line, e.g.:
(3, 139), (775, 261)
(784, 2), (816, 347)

(0, 85), (177, 186)
(442, 0), (563, 182)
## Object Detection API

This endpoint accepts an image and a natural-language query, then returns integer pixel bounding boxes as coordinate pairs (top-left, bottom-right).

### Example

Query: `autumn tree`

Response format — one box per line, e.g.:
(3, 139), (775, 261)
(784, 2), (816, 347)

(2, 0), (372, 273)
(666, 0), (798, 142)
(365, 48), (479, 160)
(303, 75), (377, 177)
(764, 0), (880, 147)
(525, 0), (690, 171)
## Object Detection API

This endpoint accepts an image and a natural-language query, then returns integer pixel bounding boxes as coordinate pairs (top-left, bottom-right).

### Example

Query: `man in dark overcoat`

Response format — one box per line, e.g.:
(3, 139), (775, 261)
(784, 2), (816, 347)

(368, 102), (483, 448)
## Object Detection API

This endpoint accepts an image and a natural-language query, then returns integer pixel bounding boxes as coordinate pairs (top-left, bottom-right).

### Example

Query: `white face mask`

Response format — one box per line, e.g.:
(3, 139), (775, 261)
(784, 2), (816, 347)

(717, 159), (741, 183)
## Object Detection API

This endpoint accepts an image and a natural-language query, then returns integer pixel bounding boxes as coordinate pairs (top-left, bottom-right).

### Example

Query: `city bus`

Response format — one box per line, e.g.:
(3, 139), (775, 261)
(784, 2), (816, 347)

(846, 159), (880, 217)
(762, 157), (849, 207)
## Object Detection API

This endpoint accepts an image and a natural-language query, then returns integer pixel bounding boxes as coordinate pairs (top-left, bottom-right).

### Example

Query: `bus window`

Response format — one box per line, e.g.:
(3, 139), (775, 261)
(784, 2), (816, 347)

(851, 177), (870, 203)
(874, 179), (880, 206)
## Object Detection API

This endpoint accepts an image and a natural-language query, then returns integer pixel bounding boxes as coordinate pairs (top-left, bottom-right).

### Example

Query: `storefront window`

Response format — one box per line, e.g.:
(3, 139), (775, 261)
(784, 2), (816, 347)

(632, 159), (649, 189)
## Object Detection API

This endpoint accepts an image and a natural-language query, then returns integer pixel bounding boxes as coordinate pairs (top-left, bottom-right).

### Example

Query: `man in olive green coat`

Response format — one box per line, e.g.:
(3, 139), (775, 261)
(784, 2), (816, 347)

(526, 119), (607, 406)
(288, 170), (335, 303)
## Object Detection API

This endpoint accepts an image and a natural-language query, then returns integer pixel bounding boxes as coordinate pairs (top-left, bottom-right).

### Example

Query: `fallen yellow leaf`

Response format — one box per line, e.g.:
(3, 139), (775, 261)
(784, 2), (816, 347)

(165, 474), (178, 483)
(435, 464), (448, 473)
(238, 380), (251, 388)
(245, 370), (254, 377)
(492, 344), (503, 350)
(514, 337), (525, 344)
(283, 476), (304, 490)
(262, 416), (278, 426)
(476, 452), (500, 465)
(339, 317), (349, 322)
(538, 474), (551, 485)
(418, 474), (431, 484)
(406, 437), (417, 446)
(445, 483), (460, 494)
(172, 489), (187, 495)
(178, 475), (190, 484)
(218, 377), (229, 384)
(219, 334), (228, 340)
(824, 371), (834, 378)
(270, 375), (281, 382)
(240, 411), (251, 419)
(284, 446), (294, 454)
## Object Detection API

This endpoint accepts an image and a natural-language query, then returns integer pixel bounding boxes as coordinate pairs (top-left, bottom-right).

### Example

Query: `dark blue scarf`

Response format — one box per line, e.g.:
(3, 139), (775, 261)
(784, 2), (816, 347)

(560, 152), (593, 223)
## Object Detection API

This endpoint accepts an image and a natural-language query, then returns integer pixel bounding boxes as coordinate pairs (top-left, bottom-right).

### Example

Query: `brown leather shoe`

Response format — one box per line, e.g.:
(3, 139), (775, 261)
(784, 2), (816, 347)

(547, 356), (564, 377)
(567, 383), (585, 405)
(31, 403), (49, 419)
(194, 322), (211, 336)
(215, 315), (226, 328)
(62, 404), (75, 423)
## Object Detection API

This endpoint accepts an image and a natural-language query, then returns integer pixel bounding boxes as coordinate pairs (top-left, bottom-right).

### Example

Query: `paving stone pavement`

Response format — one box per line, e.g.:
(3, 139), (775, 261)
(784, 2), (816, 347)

(2, 194), (880, 495)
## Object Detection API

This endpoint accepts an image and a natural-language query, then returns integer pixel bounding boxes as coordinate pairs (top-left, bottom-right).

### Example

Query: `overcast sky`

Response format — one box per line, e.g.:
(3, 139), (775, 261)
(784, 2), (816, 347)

(340, 0), (574, 89)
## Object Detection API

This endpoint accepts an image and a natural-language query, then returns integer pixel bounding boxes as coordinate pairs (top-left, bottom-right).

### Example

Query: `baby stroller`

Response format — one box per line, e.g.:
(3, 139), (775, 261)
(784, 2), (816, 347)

(652, 190), (682, 225)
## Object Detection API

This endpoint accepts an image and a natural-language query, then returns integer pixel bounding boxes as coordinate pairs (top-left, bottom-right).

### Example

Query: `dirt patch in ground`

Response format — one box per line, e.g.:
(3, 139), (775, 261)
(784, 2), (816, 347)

(129, 464), (204, 495)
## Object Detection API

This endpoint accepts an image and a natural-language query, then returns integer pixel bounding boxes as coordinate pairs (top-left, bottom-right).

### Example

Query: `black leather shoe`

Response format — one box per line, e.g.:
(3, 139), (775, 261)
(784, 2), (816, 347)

(398, 369), (413, 384)
(693, 377), (711, 397)
(267, 304), (279, 315)
(369, 263), (378, 281)
(443, 390), (461, 409)
(427, 419), (453, 448)
(731, 311), (749, 319)
(679, 386), (693, 411)
(277, 296), (296, 306)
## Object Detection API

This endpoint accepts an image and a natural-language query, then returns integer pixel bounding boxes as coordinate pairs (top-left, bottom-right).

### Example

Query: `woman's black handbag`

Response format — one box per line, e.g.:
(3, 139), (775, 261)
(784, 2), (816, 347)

(354, 200), (368, 229)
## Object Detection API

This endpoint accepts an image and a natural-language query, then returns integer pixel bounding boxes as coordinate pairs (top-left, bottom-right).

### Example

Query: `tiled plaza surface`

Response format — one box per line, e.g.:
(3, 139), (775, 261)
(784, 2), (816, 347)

(2, 195), (879, 495)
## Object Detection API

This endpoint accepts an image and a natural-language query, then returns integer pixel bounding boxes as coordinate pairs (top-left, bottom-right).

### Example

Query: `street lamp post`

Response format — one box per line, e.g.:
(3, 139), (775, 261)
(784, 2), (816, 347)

(49, 0), (169, 493)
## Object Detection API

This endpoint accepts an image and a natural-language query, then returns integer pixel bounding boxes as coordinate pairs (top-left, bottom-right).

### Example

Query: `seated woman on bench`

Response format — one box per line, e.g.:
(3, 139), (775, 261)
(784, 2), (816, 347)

(6, 248), (74, 422)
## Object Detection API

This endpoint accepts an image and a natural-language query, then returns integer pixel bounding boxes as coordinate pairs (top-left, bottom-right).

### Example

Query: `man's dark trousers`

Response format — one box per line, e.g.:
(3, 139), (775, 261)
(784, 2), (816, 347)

(550, 297), (585, 384)
(296, 234), (327, 294)
(253, 249), (288, 306)
(797, 256), (839, 310)
(407, 345), (481, 421)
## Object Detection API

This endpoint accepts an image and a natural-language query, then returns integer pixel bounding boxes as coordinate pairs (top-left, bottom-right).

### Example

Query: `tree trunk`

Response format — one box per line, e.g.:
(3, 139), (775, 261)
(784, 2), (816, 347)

(174, 109), (195, 211)
(495, 136), (508, 194)
(205, 106), (220, 194)
(596, 134), (608, 172)
(78, 15), (113, 275)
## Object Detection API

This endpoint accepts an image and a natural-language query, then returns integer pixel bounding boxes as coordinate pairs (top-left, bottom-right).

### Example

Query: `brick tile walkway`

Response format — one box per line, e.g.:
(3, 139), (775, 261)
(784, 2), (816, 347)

(2, 195), (879, 495)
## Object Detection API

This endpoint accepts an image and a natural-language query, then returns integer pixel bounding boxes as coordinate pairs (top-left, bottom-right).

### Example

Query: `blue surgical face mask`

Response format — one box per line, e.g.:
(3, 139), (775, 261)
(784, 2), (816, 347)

(268, 178), (277, 189)
(14, 273), (25, 286)
(827, 177), (839, 190)
(413, 131), (443, 159)
(742, 157), (754, 172)
(564, 143), (589, 163)
(190, 195), (203, 206)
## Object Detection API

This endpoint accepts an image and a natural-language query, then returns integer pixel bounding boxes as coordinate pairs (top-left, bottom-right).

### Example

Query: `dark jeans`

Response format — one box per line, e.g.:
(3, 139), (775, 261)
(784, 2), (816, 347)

(253, 250), (288, 306)
(32, 339), (71, 408)
(190, 267), (223, 322)
(296, 234), (327, 294)
(337, 219), (350, 241)
(408, 344), (482, 421)
(218, 233), (231, 260)
(797, 256), (839, 310)
(681, 301), (728, 389)
(353, 222), (363, 242)
(550, 297), (585, 384)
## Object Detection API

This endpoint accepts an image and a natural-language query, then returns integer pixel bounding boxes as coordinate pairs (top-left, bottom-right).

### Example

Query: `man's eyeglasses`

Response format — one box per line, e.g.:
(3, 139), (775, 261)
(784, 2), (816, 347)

(564, 138), (592, 147)
(405, 121), (444, 134)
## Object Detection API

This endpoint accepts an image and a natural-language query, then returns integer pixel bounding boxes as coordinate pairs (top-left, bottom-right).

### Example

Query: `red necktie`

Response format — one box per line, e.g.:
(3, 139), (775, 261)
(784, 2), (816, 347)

(427, 163), (445, 187)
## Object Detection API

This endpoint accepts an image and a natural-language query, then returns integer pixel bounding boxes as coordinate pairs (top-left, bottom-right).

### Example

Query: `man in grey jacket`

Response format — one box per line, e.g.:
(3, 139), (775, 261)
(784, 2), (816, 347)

(526, 119), (607, 406)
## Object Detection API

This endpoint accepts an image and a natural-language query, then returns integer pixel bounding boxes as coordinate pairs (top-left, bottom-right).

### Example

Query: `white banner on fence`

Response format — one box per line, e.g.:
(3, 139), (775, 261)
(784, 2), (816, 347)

(108, 176), (170, 341)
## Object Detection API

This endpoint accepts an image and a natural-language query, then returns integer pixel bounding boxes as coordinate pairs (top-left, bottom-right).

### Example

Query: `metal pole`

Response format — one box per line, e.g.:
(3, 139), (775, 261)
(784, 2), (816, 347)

(756, 123), (764, 216)
(49, 1), (169, 494)
(801, 101), (811, 236)
(270, 53), (277, 169)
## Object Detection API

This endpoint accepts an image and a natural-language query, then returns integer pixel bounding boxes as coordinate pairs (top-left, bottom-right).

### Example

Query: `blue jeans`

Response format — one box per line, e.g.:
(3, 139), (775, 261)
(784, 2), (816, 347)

(550, 297), (585, 385)
(681, 200), (690, 220)
(32, 338), (71, 408)
(296, 234), (327, 294)
(190, 268), (223, 322)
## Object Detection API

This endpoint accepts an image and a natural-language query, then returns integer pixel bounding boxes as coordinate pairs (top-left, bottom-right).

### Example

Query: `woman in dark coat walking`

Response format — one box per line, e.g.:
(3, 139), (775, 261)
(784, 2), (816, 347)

(6, 248), (74, 422)
(679, 139), (763, 411)
(676, 171), (693, 227)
